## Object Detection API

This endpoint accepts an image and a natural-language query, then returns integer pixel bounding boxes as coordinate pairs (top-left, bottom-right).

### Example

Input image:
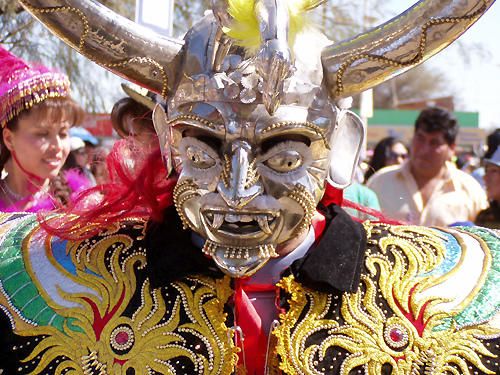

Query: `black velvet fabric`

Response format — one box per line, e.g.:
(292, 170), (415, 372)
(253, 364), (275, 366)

(290, 204), (366, 293)
(145, 204), (366, 293)
(145, 206), (223, 289)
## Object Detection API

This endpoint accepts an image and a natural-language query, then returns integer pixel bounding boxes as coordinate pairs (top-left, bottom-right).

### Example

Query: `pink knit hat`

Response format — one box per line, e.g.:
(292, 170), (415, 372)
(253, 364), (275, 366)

(0, 46), (71, 128)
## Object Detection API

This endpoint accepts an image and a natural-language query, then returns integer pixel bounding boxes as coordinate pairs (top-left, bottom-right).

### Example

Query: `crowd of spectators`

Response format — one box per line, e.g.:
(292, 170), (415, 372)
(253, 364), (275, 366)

(366, 107), (488, 227)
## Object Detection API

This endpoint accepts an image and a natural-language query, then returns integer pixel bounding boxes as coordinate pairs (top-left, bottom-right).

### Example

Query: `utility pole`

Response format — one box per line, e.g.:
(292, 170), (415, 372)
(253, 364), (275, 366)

(135, 0), (174, 37)
(359, 0), (374, 160)
(390, 78), (399, 108)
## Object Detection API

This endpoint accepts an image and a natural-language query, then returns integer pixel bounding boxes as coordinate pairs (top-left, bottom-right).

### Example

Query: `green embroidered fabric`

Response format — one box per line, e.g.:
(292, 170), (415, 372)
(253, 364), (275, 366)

(450, 227), (500, 329)
(0, 214), (75, 330)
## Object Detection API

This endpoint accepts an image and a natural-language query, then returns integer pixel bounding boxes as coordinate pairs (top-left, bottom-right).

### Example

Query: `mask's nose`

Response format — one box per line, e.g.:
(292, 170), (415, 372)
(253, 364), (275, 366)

(217, 141), (262, 209)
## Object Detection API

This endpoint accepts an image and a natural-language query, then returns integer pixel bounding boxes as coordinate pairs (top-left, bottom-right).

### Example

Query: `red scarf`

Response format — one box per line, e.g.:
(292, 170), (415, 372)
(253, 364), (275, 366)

(232, 185), (343, 374)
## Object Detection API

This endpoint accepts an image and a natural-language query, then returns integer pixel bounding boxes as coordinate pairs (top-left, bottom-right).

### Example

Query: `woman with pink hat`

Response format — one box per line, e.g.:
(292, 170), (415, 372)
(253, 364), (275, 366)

(0, 46), (86, 211)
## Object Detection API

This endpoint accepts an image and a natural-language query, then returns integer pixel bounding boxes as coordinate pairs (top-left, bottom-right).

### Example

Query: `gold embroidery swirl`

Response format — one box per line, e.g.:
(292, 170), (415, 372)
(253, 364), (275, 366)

(15, 223), (236, 374)
(274, 223), (499, 375)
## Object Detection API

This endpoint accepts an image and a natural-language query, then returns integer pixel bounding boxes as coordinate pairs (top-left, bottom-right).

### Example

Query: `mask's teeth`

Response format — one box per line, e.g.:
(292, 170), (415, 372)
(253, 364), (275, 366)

(225, 214), (239, 223)
(240, 215), (253, 223)
(212, 214), (224, 229)
(257, 216), (272, 234)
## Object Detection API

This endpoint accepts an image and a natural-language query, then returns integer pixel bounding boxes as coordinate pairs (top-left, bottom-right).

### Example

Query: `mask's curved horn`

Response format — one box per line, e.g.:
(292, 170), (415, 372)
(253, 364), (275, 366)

(18, 0), (184, 98)
(322, 0), (495, 99)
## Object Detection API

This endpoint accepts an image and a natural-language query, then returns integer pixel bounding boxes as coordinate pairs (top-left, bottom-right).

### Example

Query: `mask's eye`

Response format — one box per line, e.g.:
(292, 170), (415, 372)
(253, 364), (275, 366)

(265, 150), (303, 173)
(186, 146), (216, 169)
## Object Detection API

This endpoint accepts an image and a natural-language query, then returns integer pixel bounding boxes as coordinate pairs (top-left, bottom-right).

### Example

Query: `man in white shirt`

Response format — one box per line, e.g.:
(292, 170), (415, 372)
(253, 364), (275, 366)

(367, 107), (487, 226)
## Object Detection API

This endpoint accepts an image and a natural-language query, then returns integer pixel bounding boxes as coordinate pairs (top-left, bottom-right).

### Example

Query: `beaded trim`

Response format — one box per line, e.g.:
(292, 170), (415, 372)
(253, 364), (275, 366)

(383, 322), (409, 349)
(261, 121), (329, 149)
(286, 184), (316, 236)
(0, 72), (70, 128)
(202, 239), (278, 260)
(173, 179), (200, 230)
(110, 325), (135, 352)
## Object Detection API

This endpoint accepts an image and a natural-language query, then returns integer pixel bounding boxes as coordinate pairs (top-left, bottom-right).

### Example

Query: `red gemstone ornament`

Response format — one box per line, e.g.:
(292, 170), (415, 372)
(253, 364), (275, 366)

(390, 327), (404, 342)
(384, 323), (409, 349)
(110, 325), (135, 352)
(115, 331), (130, 345)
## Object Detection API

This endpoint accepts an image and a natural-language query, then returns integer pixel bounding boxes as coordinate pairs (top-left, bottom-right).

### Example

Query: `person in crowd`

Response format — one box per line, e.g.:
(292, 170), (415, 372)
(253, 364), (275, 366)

(471, 128), (500, 187)
(62, 136), (96, 188)
(109, 83), (161, 173)
(364, 136), (408, 181)
(111, 83), (159, 150)
(89, 146), (110, 185)
(454, 150), (475, 170)
(475, 147), (500, 228)
(63, 136), (86, 171)
(0, 46), (84, 211)
(343, 181), (381, 220)
(367, 107), (487, 226)
(484, 129), (500, 160)
(68, 126), (99, 186)
(343, 162), (381, 220)
(0, 1), (498, 374)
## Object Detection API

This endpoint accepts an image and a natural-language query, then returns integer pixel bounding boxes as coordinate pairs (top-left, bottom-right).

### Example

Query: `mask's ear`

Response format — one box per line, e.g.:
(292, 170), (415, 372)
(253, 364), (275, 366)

(326, 109), (365, 189)
(153, 104), (173, 175)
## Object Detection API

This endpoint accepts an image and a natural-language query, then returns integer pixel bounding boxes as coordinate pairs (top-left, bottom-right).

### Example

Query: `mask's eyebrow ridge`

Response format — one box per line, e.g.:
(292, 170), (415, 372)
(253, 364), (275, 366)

(168, 114), (218, 130)
(261, 121), (330, 149)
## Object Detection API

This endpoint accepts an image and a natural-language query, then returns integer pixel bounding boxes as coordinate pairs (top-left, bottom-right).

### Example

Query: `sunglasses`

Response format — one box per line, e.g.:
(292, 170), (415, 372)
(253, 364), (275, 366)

(388, 151), (408, 159)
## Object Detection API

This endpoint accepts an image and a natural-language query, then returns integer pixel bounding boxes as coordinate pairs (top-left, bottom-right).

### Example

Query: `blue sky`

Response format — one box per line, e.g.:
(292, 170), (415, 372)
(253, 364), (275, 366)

(387, 1), (500, 129)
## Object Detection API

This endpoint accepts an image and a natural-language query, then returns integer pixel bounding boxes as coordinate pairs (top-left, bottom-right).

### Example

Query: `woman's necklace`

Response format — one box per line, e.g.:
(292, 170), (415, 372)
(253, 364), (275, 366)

(0, 179), (25, 203)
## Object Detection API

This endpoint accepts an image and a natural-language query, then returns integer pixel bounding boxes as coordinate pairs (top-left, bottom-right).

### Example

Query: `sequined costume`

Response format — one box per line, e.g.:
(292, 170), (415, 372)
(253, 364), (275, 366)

(1, 0), (499, 374)
(0, 206), (499, 374)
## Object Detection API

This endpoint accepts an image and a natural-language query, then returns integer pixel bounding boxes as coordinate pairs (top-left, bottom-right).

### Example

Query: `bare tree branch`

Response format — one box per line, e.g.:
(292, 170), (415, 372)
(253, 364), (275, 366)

(1, 0), (467, 112)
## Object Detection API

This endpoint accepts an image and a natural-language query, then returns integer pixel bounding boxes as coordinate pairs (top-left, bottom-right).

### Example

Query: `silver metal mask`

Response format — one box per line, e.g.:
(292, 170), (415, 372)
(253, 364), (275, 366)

(19, 0), (496, 277)
(153, 11), (363, 277)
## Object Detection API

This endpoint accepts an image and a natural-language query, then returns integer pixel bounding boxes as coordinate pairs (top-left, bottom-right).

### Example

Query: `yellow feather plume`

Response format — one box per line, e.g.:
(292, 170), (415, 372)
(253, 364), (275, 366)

(224, 0), (324, 50)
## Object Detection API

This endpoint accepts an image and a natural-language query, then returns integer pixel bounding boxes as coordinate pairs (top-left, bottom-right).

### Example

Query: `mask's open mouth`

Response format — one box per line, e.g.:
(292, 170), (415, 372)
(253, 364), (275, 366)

(203, 210), (280, 236)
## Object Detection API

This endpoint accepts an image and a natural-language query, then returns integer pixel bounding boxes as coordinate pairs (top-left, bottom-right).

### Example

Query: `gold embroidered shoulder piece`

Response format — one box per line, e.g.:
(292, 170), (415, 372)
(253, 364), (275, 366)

(274, 223), (500, 375)
(0, 213), (238, 374)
